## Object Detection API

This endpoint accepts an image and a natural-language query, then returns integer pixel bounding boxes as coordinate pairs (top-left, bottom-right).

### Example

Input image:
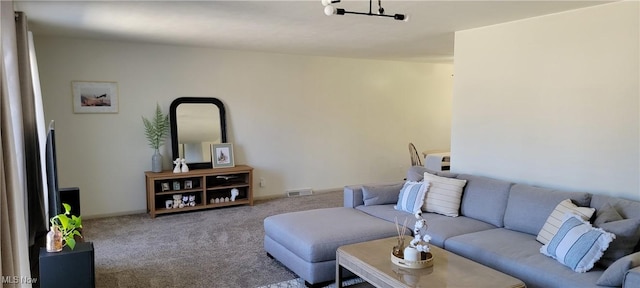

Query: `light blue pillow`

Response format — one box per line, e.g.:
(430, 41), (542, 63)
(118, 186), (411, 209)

(394, 181), (428, 214)
(540, 213), (615, 273)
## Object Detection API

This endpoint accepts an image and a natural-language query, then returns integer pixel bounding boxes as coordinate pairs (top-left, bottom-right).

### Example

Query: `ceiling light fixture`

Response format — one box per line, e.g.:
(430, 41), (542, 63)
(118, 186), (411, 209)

(322, 0), (409, 22)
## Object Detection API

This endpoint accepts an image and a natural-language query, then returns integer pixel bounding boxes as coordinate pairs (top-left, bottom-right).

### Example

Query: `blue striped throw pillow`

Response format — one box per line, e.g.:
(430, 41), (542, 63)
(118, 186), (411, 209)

(540, 213), (616, 273)
(394, 181), (429, 213)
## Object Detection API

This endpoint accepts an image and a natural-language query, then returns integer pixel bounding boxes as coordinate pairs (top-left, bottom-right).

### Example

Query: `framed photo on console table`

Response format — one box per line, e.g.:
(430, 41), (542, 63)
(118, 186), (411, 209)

(72, 81), (119, 113)
(211, 143), (235, 168)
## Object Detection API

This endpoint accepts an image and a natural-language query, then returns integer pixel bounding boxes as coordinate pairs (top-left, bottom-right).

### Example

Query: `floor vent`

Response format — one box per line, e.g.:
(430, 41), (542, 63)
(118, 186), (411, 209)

(286, 188), (313, 197)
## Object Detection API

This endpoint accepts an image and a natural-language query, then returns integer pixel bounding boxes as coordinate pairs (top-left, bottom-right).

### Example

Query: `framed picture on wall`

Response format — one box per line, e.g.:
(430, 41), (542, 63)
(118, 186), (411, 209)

(211, 143), (235, 168)
(72, 81), (119, 113)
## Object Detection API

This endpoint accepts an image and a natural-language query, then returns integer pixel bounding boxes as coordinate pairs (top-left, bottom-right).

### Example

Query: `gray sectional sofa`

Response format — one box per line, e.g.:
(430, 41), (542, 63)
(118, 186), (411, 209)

(264, 167), (640, 287)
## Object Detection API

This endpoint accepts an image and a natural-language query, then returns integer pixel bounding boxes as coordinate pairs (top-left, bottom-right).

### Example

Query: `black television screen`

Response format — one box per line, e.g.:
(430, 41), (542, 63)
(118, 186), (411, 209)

(45, 120), (62, 218)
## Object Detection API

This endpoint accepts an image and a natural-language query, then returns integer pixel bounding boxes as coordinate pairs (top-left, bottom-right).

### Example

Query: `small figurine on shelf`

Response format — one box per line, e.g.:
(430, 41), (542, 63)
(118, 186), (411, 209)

(173, 158), (182, 173)
(172, 194), (182, 209)
(188, 195), (196, 206)
(181, 158), (189, 173)
(230, 188), (239, 201)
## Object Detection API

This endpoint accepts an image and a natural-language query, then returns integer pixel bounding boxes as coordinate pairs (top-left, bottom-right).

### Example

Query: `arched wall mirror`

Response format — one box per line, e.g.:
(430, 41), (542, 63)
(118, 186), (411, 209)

(170, 97), (227, 169)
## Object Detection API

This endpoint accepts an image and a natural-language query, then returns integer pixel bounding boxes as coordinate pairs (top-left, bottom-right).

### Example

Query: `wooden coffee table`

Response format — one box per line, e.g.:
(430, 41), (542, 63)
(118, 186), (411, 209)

(336, 237), (525, 288)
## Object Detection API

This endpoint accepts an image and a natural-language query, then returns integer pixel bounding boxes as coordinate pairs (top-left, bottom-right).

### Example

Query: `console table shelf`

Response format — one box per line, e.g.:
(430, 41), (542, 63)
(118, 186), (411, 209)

(145, 165), (253, 218)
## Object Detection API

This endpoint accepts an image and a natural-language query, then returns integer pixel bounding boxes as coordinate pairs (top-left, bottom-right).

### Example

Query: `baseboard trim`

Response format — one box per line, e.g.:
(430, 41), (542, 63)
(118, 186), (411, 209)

(83, 209), (147, 220)
(254, 187), (342, 201)
(85, 188), (343, 219)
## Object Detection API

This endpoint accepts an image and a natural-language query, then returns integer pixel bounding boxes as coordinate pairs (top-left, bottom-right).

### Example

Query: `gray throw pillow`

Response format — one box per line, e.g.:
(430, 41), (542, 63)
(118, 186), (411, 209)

(597, 252), (640, 286)
(406, 166), (430, 182)
(593, 202), (640, 267)
(362, 183), (404, 206)
(597, 218), (640, 267)
(594, 202), (623, 226)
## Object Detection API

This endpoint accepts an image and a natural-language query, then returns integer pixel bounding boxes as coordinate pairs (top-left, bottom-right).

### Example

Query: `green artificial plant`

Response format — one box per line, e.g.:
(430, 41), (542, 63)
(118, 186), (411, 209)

(142, 103), (170, 150)
(50, 203), (82, 250)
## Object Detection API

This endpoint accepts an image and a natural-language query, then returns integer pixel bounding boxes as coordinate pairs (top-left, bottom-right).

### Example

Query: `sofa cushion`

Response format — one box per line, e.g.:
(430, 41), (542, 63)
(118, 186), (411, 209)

(503, 184), (591, 236)
(422, 173), (467, 217)
(395, 181), (428, 213)
(355, 204), (496, 248)
(537, 199), (595, 245)
(362, 183), (403, 206)
(457, 174), (513, 227)
(591, 195), (640, 253)
(263, 207), (402, 263)
(446, 228), (604, 288)
(540, 214), (614, 273)
(594, 203), (623, 226)
(597, 252), (640, 286)
(596, 218), (640, 267)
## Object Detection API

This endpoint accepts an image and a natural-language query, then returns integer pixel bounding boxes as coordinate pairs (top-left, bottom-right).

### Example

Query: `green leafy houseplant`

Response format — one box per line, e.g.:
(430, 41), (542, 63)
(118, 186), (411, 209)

(142, 103), (170, 150)
(50, 203), (82, 250)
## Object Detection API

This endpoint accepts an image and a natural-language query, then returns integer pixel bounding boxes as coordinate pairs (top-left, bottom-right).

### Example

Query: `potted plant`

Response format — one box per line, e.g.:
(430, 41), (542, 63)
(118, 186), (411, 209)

(47, 203), (82, 252)
(142, 103), (170, 172)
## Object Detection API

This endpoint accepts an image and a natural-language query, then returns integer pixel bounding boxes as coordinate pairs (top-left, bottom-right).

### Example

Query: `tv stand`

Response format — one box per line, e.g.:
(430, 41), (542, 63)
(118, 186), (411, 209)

(144, 165), (253, 218)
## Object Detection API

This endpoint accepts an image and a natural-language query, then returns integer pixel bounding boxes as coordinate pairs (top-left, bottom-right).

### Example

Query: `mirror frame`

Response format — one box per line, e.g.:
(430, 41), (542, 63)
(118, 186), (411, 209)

(170, 97), (227, 169)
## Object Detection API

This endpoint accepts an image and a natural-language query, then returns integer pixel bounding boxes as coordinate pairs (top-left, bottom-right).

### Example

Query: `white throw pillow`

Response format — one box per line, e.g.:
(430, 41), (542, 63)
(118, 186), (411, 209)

(395, 181), (429, 214)
(537, 199), (595, 245)
(540, 213), (615, 273)
(422, 172), (467, 217)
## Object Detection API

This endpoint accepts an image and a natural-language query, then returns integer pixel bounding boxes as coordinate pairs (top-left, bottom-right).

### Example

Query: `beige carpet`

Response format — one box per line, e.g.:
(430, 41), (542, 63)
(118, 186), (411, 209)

(83, 191), (344, 288)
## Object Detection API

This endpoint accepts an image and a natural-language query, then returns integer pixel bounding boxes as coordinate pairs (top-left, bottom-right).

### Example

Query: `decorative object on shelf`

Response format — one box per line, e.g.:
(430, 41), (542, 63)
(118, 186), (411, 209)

(321, 0), (408, 21)
(188, 195), (196, 206)
(165, 200), (173, 209)
(181, 158), (189, 172)
(172, 194), (182, 209)
(224, 197), (230, 202)
(210, 198), (215, 204)
(46, 225), (63, 253)
(142, 103), (170, 172)
(173, 181), (181, 190)
(211, 143), (235, 168)
(173, 158), (182, 173)
(161, 182), (170, 192)
(184, 180), (193, 189)
(72, 81), (119, 113)
(230, 188), (239, 201)
(48, 203), (83, 251)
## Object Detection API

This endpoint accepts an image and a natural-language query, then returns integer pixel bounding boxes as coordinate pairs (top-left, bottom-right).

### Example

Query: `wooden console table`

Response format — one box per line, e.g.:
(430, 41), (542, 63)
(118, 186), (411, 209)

(145, 165), (253, 218)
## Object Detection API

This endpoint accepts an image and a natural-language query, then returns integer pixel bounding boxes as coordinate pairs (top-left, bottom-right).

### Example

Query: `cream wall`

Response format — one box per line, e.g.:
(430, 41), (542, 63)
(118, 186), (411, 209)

(452, 2), (640, 200)
(34, 36), (454, 217)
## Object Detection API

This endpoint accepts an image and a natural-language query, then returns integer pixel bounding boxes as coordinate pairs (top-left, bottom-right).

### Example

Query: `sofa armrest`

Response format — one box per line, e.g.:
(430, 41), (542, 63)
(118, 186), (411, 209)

(624, 265), (640, 288)
(344, 185), (364, 208)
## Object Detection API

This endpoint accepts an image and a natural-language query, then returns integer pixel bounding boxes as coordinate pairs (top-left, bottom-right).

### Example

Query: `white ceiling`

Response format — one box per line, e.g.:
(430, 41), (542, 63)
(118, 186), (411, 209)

(14, 0), (612, 62)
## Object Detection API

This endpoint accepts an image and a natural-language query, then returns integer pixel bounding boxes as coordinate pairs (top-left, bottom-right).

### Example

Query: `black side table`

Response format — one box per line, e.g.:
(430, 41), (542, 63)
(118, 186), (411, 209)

(39, 242), (95, 288)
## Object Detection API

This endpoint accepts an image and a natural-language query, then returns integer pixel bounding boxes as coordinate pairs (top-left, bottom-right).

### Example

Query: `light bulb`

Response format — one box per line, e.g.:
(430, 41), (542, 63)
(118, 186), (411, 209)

(321, 0), (340, 6)
(324, 5), (336, 16)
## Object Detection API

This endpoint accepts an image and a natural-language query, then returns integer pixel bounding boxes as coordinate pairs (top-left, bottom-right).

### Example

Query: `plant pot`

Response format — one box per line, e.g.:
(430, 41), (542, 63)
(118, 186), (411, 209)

(152, 149), (162, 172)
